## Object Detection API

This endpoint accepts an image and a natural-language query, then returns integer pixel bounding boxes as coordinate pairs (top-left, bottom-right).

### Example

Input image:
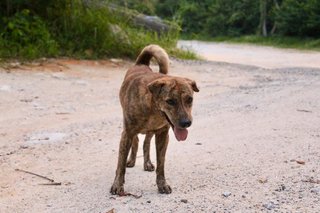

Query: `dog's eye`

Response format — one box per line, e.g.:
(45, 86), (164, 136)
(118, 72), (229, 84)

(186, 97), (193, 104)
(166, 99), (176, 106)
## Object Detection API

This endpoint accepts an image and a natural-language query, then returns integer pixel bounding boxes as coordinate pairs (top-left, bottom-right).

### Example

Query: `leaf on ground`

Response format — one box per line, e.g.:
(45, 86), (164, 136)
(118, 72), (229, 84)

(118, 191), (142, 199)
(106, 208), (115, 213)
(296, 160), (305, 165)
(258, 178), (268, 184)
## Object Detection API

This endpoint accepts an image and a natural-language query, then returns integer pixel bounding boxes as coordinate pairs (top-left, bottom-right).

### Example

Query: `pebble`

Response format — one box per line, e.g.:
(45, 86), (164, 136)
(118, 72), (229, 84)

(20, 145), (29, 149)
(311, 187), (320, 194)
(51, 73), (66, 80)
(222, 191), (231, 197)
(110, 58), (123, 63)
(263, 202), (276, 210)
(181, 199), (188, 203)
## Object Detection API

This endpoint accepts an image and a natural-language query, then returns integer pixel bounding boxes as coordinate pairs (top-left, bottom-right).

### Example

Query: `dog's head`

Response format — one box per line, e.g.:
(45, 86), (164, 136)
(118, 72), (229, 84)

(148, 77), (199, 141)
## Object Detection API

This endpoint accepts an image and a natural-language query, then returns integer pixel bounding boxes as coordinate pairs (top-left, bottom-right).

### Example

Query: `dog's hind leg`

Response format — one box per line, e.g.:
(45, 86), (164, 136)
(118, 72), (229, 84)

(110, 131), (134, 195)
(126, 136), (139, 167)
(143, 133), (155, 171)
(155, 127), (172, 194)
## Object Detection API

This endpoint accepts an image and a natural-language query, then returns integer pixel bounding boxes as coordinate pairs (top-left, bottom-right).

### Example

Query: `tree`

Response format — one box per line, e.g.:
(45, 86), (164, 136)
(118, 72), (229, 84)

(259, 0), (268, 36)
(276, 0), (320, 37)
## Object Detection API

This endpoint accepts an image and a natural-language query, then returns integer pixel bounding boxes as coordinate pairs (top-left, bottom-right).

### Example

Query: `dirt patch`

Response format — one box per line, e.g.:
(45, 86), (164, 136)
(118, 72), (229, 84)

(1, 56), (320, 212)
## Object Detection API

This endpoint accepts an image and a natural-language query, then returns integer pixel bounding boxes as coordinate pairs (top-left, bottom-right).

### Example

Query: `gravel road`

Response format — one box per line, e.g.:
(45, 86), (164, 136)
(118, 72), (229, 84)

(178, 40), (320, 69)
(1, 44), (320, 212)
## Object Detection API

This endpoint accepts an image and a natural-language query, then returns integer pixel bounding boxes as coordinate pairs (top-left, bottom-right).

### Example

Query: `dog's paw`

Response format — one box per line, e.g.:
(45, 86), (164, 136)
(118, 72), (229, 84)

(158, 183), (172, 194)
(126, 159), (135, 168)
(144, 161), (155, 172)
(110, 183), (124, 195)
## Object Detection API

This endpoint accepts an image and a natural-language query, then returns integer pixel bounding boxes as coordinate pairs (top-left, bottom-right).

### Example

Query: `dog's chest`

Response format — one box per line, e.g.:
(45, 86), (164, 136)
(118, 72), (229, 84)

(140, 114), (168, 134)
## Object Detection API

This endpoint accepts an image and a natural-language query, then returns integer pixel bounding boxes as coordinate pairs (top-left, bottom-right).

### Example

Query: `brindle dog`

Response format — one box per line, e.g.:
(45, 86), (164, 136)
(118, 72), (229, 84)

(110, 44), (199, 195)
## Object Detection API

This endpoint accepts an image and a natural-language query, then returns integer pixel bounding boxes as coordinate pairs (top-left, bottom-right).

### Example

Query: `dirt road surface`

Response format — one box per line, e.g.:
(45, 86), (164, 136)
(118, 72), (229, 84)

(1, 44), (320, 212)
(178, 40), (320, 69)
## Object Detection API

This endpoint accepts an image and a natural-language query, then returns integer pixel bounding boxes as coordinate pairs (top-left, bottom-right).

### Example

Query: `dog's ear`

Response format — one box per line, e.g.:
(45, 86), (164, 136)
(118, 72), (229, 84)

(185, 79), (199, 92)
(190, 80), (199, 92)
(148, 78), (174, 96)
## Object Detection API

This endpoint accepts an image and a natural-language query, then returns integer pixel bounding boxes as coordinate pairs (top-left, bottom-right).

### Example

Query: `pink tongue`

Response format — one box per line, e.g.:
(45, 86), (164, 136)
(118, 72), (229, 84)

(173, 128), (188, 141)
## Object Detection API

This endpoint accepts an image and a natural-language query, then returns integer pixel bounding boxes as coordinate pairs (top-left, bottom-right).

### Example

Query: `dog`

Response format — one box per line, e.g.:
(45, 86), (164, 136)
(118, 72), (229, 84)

(110, 44), (199, 195)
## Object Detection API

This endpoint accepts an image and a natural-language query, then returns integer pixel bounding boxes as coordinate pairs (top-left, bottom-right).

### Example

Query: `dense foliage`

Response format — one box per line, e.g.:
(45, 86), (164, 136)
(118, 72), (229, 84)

(133, 0), (320, 38)
(0, 0), (181, 59)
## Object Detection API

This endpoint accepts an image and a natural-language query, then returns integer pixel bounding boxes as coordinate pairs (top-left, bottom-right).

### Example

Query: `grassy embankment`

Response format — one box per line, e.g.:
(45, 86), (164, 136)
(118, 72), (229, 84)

(0, 1), (197, 61)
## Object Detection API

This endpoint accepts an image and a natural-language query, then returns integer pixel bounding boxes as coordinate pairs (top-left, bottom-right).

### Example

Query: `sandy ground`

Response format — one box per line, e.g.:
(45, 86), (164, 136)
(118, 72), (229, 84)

(1, 44), (320, 213)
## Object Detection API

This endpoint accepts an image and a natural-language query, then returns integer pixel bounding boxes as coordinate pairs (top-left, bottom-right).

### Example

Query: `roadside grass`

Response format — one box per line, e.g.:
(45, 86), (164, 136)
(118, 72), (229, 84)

(168, 48), (199, 60)
(183, 34), (320, 51)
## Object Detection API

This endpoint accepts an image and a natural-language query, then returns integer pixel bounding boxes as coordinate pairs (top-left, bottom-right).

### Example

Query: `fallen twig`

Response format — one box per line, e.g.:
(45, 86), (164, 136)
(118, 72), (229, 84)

(15, 168), (61, 185)
(39, 182), (62, 186)
(297, 109), (312, 113)
(302, 179), (320, 184)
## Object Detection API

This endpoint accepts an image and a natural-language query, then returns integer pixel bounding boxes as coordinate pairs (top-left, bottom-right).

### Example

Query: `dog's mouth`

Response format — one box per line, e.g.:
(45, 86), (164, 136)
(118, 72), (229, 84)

(162, 112), (188, 142)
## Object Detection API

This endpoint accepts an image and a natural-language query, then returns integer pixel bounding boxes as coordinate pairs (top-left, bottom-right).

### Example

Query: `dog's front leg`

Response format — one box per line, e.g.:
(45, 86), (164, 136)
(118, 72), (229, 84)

(155, 127), (172, 194)
(110, 130), (133, 195)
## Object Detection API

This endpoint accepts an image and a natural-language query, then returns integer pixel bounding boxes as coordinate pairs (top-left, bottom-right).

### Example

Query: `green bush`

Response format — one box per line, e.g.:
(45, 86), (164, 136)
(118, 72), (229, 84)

(0, 9), (58, 59)
(0, 0), (188, 60)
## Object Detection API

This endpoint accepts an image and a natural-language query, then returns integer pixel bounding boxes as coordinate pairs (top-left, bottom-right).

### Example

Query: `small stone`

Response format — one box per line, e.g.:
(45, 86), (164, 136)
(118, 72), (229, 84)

(311, 187), (320, 194)
(147, 200), (151, 203)
(20, 145), (29, 149)
(110, 58), (123, 63)
(180, 199), (188, 203)
(263, 202), (275, 210)
(258, 178), (268, 183)
(195, 143), (202, 145)
(222, 191), (231, 197)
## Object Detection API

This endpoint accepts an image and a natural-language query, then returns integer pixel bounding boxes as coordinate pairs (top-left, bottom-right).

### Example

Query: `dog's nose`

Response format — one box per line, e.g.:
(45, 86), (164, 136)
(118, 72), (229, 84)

(179, 118), (192, 128)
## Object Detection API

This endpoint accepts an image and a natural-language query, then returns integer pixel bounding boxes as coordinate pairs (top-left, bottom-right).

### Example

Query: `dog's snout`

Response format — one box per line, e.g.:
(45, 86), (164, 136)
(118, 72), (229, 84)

(179, 118), (192, 128)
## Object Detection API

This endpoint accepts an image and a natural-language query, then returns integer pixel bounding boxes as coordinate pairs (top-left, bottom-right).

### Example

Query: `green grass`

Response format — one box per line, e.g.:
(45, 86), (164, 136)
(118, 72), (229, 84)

(168, 48), (199, 60)
(187, 35), (320, 51)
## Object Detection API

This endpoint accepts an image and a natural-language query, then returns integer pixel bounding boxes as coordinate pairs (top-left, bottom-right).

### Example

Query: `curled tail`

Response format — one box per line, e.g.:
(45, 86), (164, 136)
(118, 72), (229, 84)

(135, 44), (169, 74)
